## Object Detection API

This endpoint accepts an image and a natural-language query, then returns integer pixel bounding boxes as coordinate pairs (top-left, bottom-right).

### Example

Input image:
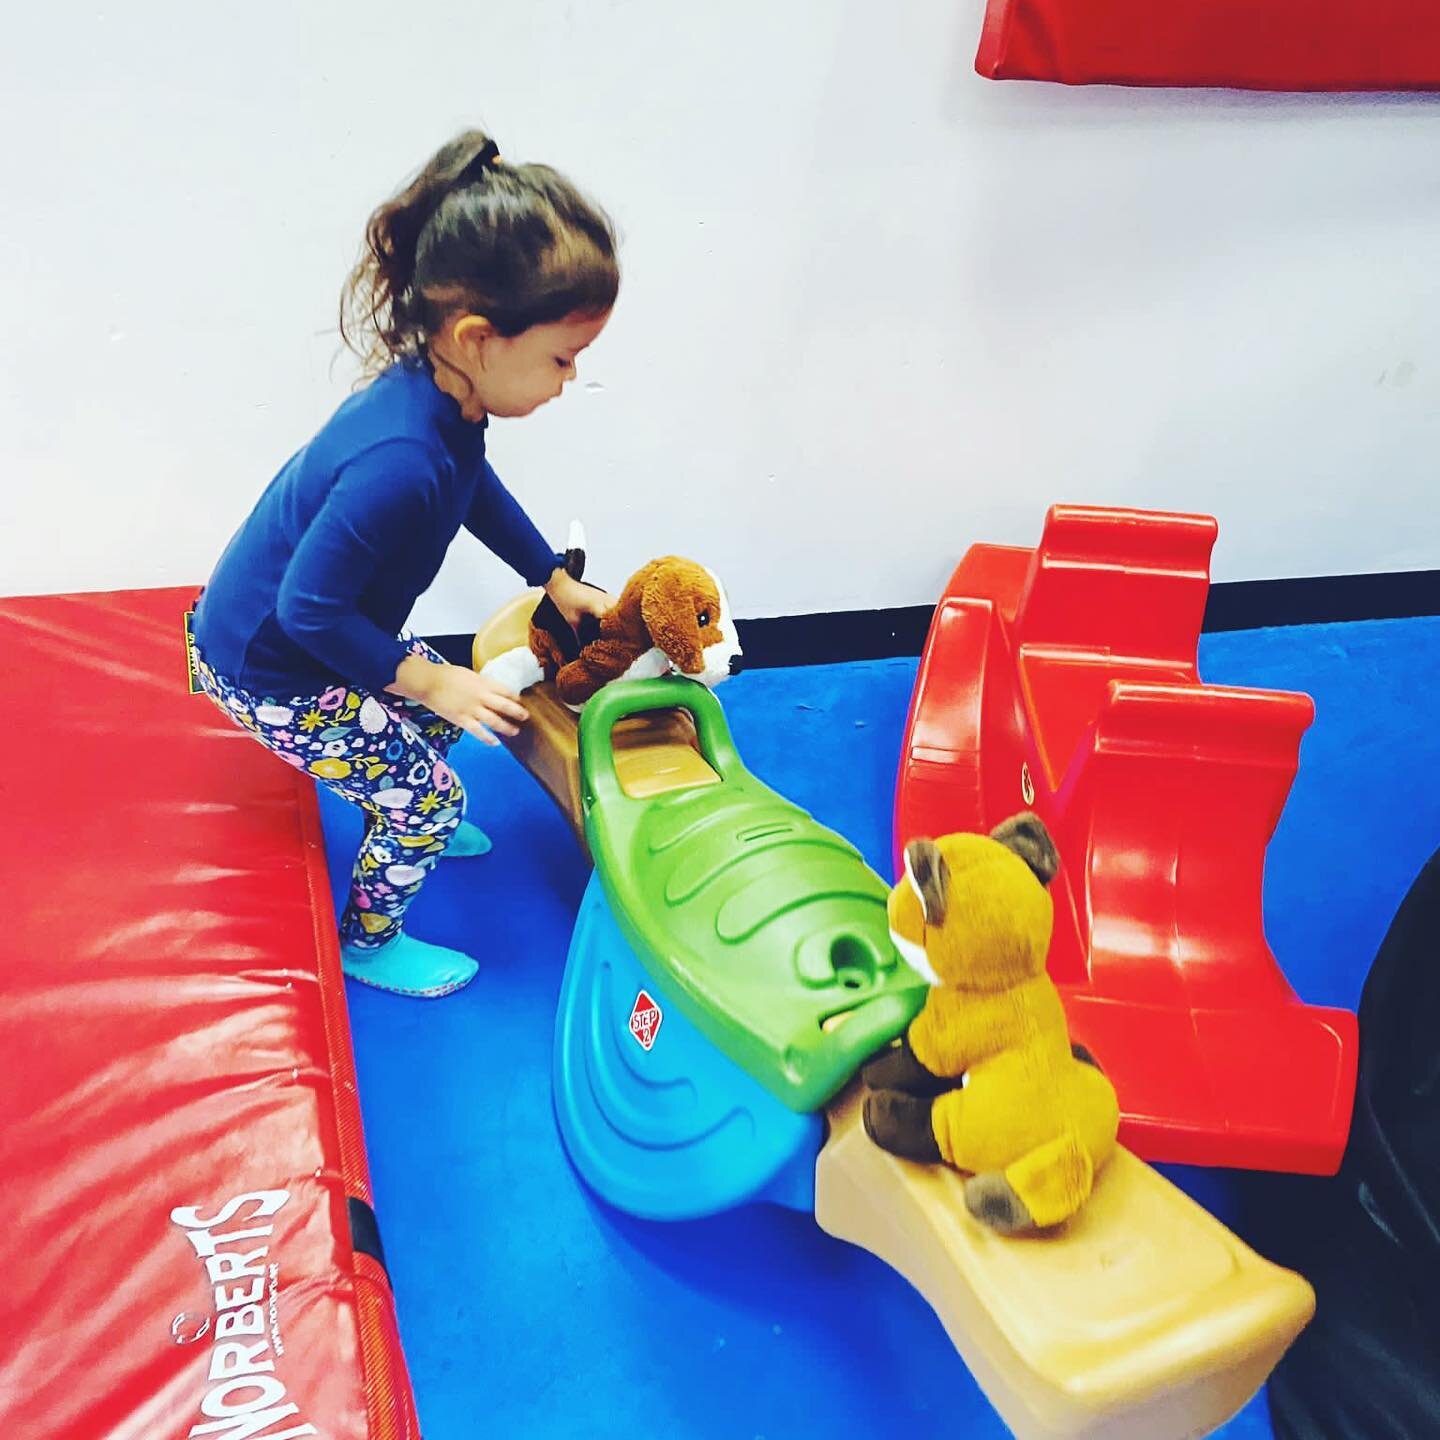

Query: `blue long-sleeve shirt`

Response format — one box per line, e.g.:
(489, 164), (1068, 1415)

(193, 357), (559, 698)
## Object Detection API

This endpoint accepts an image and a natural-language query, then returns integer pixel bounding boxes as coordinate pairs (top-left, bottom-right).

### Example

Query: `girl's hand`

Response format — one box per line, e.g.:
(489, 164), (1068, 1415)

(545, 568), (614, 634)
(388, 656), (529, 747)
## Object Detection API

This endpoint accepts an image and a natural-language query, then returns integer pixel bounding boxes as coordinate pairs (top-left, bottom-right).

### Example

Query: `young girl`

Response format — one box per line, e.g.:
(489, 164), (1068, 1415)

(192, 130), (616, 999)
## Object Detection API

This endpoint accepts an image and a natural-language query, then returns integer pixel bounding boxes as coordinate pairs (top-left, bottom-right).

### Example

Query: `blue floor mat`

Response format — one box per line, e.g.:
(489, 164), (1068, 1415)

(319, 618), (1440, 1439)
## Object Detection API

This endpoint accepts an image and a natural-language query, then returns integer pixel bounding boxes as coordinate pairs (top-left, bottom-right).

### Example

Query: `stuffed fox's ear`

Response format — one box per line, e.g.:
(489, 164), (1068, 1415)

(640, 560), (705, 674)
(990, 812), (1059, 886)
(903, 839), (949, 927)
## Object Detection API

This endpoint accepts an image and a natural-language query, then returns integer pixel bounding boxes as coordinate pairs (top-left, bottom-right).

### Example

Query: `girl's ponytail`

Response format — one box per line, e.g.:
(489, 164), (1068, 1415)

(341, 130), (617, 376)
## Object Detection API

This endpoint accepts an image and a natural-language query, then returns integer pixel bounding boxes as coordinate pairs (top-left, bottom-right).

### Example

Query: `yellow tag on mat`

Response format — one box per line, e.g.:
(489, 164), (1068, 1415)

(183, 610), (201, 694)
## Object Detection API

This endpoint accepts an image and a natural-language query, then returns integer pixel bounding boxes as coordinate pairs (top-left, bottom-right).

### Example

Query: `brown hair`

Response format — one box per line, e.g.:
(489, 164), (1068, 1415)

(341, 129), (618, 375)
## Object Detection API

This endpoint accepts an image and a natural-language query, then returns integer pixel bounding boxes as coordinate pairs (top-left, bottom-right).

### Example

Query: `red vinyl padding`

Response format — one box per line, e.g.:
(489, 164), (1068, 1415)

(0, 587), (419, 1440)
(976, 0), (1440, 90)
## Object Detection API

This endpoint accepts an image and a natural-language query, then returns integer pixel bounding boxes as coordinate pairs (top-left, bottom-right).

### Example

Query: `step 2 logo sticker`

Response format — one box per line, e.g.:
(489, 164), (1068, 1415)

(628, 990), (663, 1051)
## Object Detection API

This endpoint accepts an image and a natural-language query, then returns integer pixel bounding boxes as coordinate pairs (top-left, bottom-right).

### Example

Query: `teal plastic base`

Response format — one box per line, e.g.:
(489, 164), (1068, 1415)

(553, 872), (823, 1220)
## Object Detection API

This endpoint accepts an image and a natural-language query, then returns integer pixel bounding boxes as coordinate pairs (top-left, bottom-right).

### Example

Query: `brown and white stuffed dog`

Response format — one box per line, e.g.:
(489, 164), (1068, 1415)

(481, 529), (744, 709)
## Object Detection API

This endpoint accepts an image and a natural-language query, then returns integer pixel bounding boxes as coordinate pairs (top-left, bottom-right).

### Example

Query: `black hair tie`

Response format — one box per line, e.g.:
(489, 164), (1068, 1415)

(457, 139), (502, 187)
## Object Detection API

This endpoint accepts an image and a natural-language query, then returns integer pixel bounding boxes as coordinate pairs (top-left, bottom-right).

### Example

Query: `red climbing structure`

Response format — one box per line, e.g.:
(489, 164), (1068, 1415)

(975, 0), (1440, 91)
(895, 506), (1358, 1174)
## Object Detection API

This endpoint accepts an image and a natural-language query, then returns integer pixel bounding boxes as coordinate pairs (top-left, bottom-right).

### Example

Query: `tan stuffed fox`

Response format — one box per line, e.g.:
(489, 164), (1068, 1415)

(862, 813), (1120, 1233)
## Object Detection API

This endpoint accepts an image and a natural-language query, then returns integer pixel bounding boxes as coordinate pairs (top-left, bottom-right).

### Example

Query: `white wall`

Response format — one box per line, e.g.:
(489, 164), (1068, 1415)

(4, 0), (1440, 631)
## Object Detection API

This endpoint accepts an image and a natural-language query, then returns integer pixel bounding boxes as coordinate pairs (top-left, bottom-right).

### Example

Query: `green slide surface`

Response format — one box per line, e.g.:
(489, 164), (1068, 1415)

(579, 679), (926, 1112)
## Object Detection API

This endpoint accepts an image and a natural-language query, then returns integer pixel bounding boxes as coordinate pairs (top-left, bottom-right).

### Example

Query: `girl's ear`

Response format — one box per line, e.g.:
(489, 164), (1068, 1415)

(452, 314), (497, 353)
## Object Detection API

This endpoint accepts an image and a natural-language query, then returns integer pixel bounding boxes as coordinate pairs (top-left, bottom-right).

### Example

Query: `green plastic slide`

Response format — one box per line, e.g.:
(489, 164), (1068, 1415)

(579, 679), (927, 1112)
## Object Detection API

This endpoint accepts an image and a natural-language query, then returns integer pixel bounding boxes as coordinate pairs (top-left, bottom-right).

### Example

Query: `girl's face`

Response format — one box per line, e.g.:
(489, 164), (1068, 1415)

(441, 310), (610, 420)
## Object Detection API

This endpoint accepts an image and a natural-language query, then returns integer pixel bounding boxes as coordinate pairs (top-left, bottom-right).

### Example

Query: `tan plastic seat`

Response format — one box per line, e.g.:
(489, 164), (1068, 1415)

(472, 594), (718, 856)
(473, 594), (1315, 1438)
(818, 1084), (1313, 1439)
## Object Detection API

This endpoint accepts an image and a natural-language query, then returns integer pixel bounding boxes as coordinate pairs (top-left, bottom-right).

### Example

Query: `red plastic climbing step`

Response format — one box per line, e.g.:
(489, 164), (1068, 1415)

(975, 0), (1440, 91)
(895, 506), (1358, 1174)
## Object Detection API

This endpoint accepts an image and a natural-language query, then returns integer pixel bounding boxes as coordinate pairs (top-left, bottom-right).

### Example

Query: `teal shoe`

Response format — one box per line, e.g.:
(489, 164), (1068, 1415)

(445, 821), (493, 858)
(341, 933), (478, 998)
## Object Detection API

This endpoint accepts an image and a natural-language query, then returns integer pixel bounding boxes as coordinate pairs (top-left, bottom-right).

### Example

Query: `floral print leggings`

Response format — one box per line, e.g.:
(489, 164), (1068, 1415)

(196, 639), (466, 950)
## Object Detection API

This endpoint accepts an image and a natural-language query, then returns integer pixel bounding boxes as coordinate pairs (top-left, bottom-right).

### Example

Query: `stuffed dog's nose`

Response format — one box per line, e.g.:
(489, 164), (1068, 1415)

(728, 654), (745, 676)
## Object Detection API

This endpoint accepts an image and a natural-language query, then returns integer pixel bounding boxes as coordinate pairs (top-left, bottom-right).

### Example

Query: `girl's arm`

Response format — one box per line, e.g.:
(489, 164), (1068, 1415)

(387, 652), (527, 746)
(463, 458), (561, 589)
(464, 460), (612, 627)
(274, 440), (434, 694)
(277, 441), (528, 744)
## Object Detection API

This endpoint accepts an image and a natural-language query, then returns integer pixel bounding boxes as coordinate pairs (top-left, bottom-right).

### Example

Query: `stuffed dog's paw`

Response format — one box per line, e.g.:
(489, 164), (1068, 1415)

(480, 646), (544, 697)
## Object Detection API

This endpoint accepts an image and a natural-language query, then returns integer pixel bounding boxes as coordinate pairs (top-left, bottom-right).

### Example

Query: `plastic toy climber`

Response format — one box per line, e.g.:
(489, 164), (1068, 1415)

(578, 680), (926, 1112)
(555, 680), (927, 1220)
(895, 504), (1359, 1174)
(473, 595), (1319, 1440)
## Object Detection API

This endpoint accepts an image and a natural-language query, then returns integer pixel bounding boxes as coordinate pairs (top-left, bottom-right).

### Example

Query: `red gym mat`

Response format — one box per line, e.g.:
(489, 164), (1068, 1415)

(0, 588), (418, 1440)
(976, 0), (1440, 90)
(895, 508), (1358, 1174)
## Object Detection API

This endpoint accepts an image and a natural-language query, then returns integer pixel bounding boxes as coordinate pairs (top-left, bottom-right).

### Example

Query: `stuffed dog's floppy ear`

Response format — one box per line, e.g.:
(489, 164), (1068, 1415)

(640, 560), (705, 674)
(991, 812), (1059, 886)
